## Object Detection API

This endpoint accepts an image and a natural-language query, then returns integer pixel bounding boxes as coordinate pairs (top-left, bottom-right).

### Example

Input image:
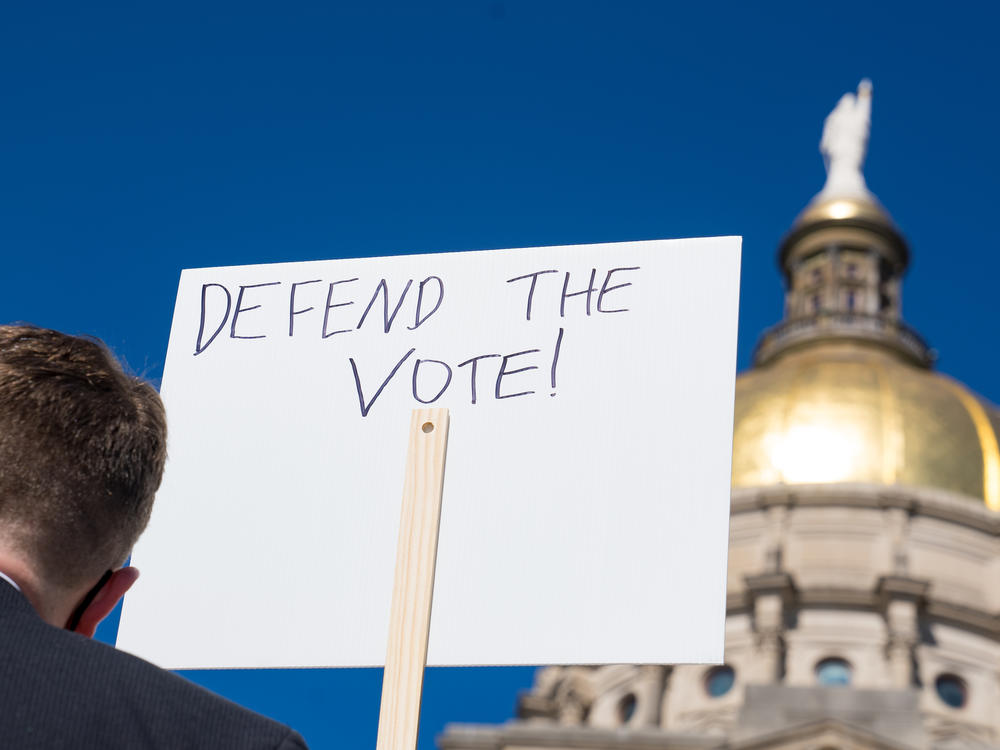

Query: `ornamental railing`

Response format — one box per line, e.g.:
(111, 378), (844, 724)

(753, 312), (933, 367)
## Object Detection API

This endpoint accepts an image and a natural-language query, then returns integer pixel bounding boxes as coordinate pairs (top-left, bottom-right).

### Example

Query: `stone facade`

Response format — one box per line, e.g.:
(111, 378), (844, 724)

(440, 485), (1000, 750)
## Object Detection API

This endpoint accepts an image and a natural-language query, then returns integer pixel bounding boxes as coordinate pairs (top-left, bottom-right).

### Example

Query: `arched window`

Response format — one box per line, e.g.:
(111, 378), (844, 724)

(617, 693), (637, 723)
(934, 674), (967, 709)
(815, 657), (852, 687)
(704, 665), (735, 697)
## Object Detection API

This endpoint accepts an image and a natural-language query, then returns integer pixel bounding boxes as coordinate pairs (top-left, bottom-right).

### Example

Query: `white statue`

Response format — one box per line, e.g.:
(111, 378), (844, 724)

(817, 78), (873, 199)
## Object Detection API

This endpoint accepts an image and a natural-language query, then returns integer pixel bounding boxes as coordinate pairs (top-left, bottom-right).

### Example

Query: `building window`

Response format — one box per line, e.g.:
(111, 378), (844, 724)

(934, 674), (967, 709)
(617, 693), (637, 723)
(815, 657), (852, 687)
(811, 294), (821, 312)
(845, 262), (858, 278)
(846, 290), (856, 311)
(704, 665), (735, 697)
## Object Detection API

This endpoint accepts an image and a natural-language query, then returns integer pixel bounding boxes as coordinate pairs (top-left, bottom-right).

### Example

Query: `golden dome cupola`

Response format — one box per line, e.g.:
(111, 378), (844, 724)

(733, 80), (1000, 508)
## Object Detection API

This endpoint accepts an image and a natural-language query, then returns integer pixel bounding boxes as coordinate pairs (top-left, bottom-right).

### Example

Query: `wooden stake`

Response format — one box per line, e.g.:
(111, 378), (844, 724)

(376, 408), (450, 750)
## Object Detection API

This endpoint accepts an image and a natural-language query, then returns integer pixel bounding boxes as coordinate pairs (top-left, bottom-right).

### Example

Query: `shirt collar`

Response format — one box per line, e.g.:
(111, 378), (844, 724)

(0, 571), (22, 592)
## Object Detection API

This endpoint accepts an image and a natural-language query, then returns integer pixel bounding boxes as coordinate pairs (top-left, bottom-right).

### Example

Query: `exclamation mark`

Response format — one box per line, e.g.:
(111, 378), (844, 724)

(550, 327), (564, 397)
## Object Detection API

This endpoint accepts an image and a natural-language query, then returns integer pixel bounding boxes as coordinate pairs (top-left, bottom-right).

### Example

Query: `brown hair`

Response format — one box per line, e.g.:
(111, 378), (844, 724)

(0, 325), (167, 588)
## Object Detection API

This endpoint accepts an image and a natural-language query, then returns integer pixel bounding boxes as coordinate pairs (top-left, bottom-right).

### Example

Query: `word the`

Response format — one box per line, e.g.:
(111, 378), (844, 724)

(506, 266), (640, 320)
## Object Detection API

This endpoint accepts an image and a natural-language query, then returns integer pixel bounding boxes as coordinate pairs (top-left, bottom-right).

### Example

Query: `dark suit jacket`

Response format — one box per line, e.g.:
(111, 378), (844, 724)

(0, 580), (308, 749)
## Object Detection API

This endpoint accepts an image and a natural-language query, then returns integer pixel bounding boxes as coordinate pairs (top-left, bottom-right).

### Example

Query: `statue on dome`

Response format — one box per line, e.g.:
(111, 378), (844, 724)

(818, 78), (873, 198)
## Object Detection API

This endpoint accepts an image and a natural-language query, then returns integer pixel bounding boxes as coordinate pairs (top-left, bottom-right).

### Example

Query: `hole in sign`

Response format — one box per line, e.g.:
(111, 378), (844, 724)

(422, 422), (435, 434)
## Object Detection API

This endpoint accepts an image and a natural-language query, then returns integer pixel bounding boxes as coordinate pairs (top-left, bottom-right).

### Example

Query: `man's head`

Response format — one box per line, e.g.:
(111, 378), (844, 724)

(0, 325), (166, 611)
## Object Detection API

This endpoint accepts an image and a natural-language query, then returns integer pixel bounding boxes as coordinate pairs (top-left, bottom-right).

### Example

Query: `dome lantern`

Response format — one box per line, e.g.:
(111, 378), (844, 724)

(754, 80), (932, 368)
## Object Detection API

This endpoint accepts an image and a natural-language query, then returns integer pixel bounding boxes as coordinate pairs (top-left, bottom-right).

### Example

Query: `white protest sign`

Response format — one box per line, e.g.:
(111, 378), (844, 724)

(117, 237), (741, 669)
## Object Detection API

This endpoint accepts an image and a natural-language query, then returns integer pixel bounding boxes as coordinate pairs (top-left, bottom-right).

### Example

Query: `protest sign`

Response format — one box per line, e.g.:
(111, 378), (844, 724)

(117, 237), (741, 668)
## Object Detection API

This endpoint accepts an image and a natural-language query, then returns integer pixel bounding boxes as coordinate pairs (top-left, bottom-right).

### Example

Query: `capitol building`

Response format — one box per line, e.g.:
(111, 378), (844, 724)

(439, 83), (1000, 750)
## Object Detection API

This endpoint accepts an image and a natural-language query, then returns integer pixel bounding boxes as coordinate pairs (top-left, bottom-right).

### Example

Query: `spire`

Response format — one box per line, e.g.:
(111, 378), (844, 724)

(753, 81), (933, 368)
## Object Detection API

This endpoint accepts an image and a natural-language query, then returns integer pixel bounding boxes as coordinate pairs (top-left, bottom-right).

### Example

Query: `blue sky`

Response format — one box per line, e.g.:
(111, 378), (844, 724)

(2, 2), (998, 748)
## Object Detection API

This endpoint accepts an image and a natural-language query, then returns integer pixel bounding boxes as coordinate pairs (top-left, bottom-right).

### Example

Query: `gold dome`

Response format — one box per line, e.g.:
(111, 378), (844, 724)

(732, 341), (1000, 509)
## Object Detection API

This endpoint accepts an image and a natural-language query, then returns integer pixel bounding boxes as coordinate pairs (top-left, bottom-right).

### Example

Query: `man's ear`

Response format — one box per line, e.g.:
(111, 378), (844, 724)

(71, 567), (140, 638)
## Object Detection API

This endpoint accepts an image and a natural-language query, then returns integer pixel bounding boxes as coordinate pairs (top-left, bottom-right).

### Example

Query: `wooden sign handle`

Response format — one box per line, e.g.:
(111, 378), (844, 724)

(375, 408), (450, 750)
